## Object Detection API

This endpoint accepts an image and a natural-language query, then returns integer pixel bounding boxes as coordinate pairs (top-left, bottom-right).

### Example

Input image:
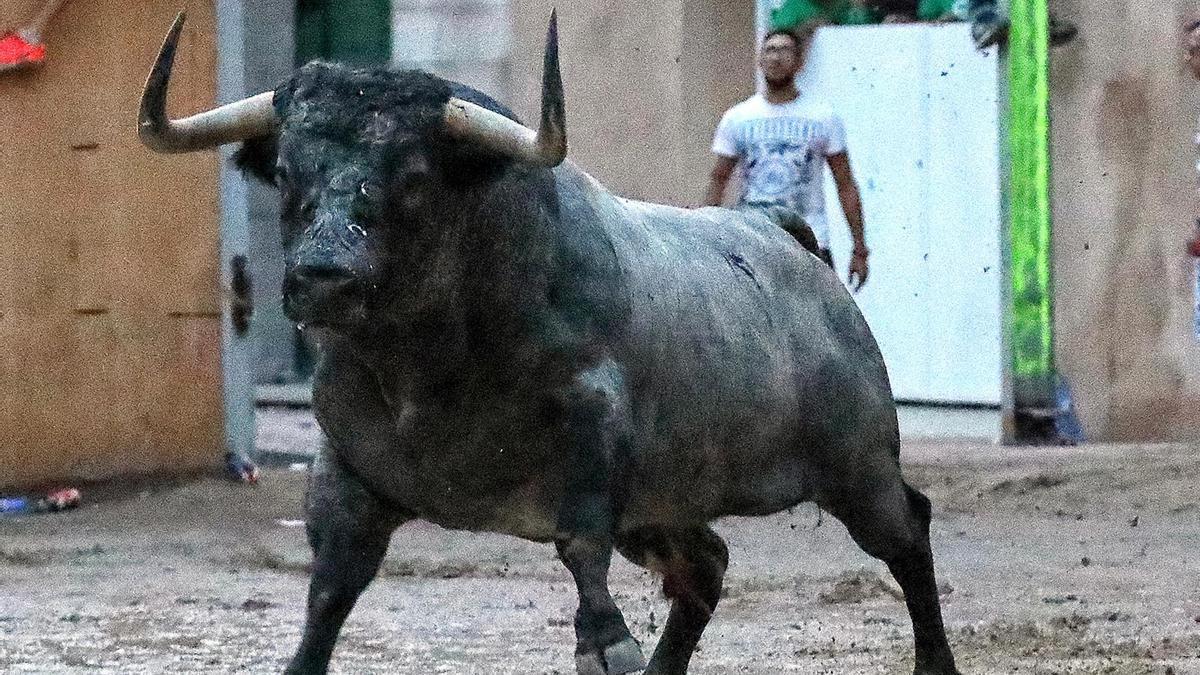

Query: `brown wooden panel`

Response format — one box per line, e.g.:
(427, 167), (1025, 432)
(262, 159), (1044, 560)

(1, 314), (117, 485)
(0, 313), (224, 487)
(146, 316), (225, 469)
(0, 0), (225, 489)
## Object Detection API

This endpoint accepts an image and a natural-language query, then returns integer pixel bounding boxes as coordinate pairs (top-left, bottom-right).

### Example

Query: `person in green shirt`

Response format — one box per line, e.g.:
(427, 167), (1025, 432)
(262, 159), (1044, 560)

(770, 0), (882, 28)
(968, 0), (1077, 49)
(772, 0), (1076, 50)
(771, 0), (966, 27)
(915, 0), (967, 21)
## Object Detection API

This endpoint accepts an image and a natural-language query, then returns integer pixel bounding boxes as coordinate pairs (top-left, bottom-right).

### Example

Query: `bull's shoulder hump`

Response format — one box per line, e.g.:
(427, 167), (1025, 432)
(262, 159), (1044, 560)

(618, 201), (790, 246)
(547, 167), (796, 260)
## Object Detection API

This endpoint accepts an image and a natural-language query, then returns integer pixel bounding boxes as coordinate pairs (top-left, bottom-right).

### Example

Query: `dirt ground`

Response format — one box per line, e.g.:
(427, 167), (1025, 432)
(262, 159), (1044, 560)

(1, 410), (1198, 674)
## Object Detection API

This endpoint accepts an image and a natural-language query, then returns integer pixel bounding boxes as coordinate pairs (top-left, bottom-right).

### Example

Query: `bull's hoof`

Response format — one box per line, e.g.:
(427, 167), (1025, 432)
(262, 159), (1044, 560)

(575, 637), (646, 675)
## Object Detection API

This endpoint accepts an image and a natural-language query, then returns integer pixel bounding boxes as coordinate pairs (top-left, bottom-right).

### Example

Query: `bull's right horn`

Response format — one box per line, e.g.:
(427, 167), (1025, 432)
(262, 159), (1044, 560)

(139, 12), (277, 153)
(442, 10), (567, 167)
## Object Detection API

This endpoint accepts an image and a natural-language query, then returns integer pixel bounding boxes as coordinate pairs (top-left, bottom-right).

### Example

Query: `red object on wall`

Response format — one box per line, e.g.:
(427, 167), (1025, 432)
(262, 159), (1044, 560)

(1189, 220), (1200, 257)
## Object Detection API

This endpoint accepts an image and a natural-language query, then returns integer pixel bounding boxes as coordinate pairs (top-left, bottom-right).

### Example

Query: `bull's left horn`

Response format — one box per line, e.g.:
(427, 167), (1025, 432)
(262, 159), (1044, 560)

(139, 12), (278, 153)
(443, 10), (567, 167)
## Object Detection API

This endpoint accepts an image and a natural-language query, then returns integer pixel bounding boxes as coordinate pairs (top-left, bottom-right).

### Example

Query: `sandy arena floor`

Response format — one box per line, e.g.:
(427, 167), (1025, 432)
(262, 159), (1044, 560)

(0, 408), (1197, 674)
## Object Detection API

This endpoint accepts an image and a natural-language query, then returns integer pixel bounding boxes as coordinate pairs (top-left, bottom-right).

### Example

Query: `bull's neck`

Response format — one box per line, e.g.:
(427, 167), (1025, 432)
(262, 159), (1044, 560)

(344, 164), (624, 406)
(370, 166), (562, 364)
(426, 167), (557, 304)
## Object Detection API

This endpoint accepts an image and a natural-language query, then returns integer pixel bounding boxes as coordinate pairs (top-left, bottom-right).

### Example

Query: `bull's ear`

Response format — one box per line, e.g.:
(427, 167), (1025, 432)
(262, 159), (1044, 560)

(232, 135), (279, 186)
(272, 75), (296, 117)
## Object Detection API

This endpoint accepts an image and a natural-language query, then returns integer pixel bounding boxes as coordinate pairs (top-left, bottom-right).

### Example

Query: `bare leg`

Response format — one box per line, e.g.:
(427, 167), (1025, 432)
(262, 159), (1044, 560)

(284, 452), (408, 675)
(18, 0), (68, 42)
(0, 0), (66, 74)
(618, 526), (729, 675)
(968, 0), (1077, 49)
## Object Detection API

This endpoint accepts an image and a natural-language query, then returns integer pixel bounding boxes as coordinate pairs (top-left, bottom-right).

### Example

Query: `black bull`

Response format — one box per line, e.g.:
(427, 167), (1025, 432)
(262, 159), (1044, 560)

(138, 12), (960, 675)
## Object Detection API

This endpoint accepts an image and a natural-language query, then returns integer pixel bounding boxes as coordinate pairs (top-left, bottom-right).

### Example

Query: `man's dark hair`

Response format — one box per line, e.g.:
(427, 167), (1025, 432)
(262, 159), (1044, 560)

(763, 25), (817, 52)
(764, 28), (800, 47)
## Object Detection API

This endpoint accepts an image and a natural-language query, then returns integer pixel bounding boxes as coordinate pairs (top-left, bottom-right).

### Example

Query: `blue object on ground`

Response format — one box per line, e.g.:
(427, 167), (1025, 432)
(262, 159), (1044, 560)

(0, 497), (32, 514)
(1054, 375), (1086, 444)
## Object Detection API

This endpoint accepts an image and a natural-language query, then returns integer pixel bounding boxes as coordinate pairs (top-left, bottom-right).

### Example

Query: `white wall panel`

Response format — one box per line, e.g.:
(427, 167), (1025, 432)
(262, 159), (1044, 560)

(798, 23), (1002, 404)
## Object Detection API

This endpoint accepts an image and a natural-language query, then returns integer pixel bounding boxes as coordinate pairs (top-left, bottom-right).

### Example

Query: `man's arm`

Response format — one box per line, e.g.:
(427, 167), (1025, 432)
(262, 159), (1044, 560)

(827, 151), (869, 291)
(703, 155), (739, 207)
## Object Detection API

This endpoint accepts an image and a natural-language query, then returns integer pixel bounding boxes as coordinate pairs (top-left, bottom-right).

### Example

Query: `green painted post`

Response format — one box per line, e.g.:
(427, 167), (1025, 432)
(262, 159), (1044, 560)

(1006, 0), (1056, 415)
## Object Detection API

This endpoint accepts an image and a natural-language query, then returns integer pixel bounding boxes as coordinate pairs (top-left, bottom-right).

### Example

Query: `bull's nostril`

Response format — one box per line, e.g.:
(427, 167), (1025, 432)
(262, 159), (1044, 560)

(291, 263), (355, 285)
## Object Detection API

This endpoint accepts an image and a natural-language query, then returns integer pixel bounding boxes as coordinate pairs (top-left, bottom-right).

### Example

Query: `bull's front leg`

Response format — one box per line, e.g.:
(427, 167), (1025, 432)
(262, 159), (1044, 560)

(555, 363), (646, 675)
(285, 449), (408, 675)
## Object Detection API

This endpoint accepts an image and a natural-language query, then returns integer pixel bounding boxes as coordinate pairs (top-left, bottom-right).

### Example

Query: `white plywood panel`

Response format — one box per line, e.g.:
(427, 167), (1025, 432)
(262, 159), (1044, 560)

(798, 23), (1002, 405)
(922, 26), (1003, 403)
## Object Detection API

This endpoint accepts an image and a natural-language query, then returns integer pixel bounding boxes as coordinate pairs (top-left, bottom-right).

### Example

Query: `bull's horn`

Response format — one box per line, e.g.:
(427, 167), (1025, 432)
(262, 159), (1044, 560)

(443, 10), (567, 167)
(139, 12), (277, 153)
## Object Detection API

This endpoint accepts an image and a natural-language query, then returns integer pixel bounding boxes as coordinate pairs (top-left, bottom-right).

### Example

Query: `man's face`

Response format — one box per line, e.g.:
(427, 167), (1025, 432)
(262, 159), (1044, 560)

(759, 34), (803, 87)
(1187, 27), (1200, 80)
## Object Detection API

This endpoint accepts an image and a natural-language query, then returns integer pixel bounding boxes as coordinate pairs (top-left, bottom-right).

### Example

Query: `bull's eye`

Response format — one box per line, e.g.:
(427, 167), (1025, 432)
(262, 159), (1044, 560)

(300, 199), (317, 221)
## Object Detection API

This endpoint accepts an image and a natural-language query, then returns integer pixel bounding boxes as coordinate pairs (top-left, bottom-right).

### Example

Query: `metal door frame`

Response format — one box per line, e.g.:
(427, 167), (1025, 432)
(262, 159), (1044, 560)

(216, 0), (255, 461)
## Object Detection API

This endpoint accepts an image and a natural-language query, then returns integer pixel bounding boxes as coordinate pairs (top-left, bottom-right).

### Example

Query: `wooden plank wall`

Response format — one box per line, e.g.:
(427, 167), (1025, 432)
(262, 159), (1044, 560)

(0, 0), (224, 488)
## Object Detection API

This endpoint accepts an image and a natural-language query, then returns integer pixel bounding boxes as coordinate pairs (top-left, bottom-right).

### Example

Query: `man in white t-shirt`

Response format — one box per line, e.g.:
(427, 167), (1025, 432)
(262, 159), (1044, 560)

(704, 27), (870, 291)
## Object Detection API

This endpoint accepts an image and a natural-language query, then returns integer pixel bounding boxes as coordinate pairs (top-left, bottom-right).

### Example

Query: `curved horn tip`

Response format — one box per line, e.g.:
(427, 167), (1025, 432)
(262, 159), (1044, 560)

(545, 10), (559, 58)
(538, 8), (566, 166)
(158, 12), (186, 63)
(138, 11), (279, 153)
(161, 10), (186, 42)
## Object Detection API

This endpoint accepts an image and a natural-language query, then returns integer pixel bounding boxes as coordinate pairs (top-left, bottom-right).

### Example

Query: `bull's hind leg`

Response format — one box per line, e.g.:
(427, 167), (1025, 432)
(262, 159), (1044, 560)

(285, 453), (407, 675)
(556, 363), (645, 675)
(618, 526), (729, 675)
(820, 474), (960, 675)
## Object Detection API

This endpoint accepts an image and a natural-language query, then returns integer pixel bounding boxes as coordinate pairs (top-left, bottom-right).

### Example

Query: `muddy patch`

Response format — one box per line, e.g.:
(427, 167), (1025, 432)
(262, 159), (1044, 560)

(817, 569), (904, 605)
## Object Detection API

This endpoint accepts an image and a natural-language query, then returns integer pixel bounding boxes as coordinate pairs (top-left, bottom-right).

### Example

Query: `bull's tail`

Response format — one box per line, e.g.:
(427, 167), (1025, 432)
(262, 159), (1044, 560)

(742, 205), (820, 256)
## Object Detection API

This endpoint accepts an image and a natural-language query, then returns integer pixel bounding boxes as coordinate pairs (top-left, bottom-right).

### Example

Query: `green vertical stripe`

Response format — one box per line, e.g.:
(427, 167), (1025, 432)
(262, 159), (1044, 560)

(1008, 0), (1055, 406)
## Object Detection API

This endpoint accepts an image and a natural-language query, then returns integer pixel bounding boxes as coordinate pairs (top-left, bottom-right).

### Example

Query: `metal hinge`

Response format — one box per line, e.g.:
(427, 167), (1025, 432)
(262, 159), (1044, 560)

(230, 255), (254, 336)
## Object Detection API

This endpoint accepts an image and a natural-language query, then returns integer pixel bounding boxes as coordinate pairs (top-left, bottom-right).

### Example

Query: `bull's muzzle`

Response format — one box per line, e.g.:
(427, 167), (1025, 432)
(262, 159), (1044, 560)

(282, 262), (364, 327)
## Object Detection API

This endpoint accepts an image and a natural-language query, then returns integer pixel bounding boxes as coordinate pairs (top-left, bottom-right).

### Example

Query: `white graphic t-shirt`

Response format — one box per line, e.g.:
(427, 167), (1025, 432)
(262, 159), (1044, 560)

(711, 92), (847, 248)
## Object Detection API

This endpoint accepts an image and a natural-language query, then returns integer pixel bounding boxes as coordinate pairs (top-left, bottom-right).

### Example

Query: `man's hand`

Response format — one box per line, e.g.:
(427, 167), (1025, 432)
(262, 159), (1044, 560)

(848, 247), (869, 291)
(827, 152), (868, 291)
